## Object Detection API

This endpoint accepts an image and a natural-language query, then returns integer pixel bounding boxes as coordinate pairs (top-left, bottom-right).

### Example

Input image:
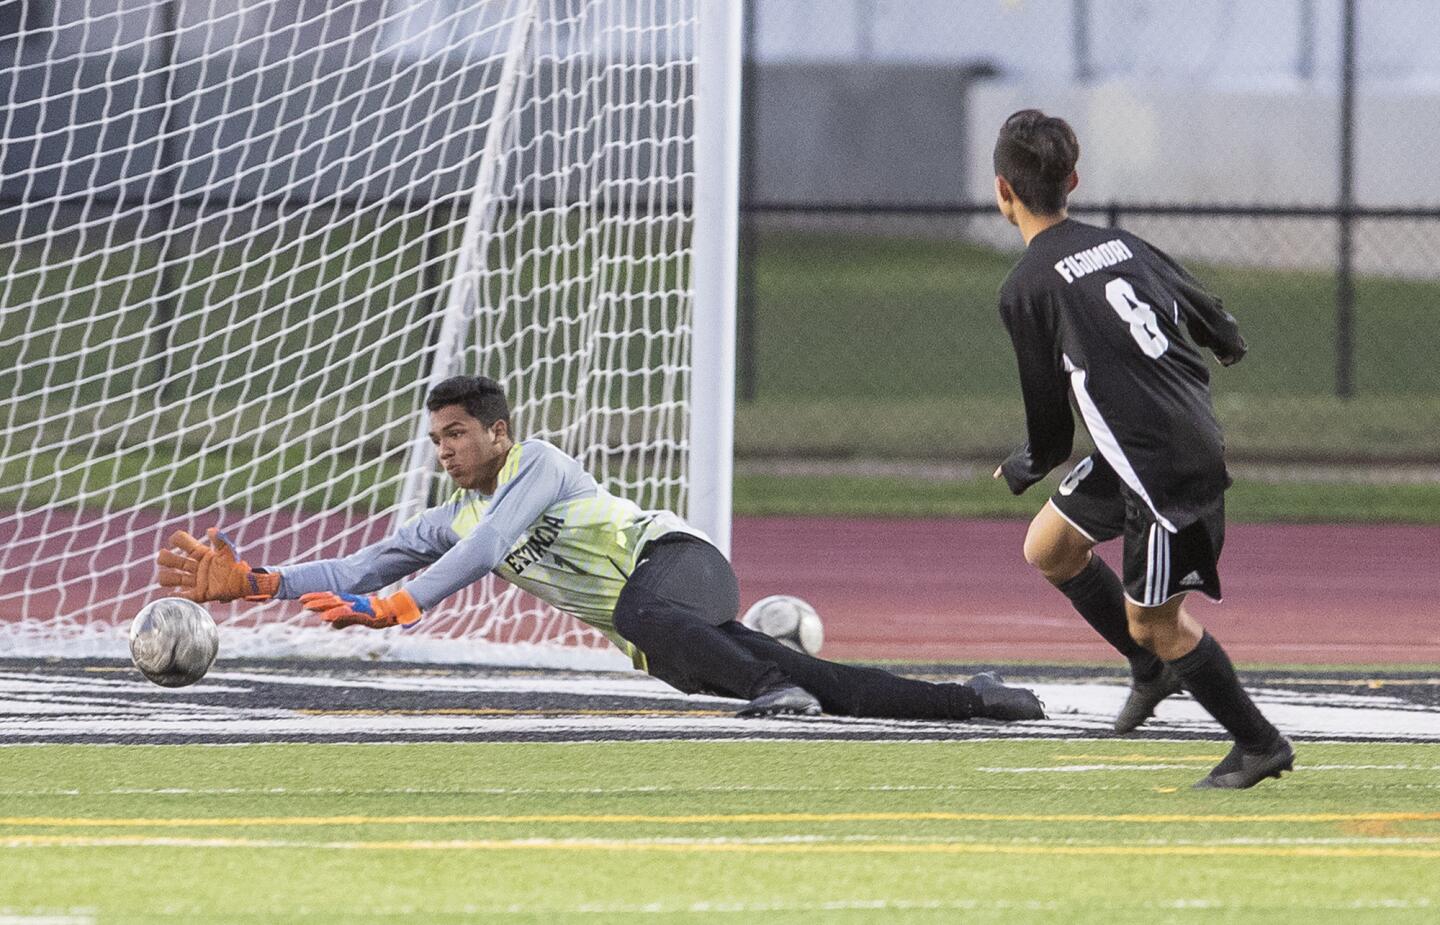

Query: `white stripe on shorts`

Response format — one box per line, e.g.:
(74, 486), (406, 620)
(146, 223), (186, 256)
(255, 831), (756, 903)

(1146, 525), (1171, 606)
(1146, 525), (1157, 604)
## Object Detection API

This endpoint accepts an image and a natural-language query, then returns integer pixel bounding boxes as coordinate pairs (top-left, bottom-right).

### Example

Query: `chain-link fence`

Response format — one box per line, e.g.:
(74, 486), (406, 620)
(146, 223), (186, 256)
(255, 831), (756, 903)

(735, 0), (1440, 464)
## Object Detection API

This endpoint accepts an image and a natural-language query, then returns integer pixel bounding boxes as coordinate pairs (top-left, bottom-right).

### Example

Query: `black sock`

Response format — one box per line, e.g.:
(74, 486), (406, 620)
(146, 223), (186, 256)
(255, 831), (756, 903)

(1057, 556), (1164, 683)
(1167, 632), (1279, 752)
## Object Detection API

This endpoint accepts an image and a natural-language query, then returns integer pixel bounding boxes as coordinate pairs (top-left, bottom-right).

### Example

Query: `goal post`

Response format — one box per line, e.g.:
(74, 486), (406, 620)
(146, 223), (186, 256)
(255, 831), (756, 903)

(688, 0), (742, 558)
(0, 0), (740, 666)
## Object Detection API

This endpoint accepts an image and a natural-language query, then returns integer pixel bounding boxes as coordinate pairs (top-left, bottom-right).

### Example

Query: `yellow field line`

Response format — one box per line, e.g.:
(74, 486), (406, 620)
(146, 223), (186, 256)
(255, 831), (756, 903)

(5, 811), (1440, 828)
(6, 834), (1440, 860)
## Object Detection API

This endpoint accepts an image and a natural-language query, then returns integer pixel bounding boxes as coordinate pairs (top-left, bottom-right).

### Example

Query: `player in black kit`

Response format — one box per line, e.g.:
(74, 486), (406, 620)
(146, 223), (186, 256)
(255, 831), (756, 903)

(989, 110), (1293, 789)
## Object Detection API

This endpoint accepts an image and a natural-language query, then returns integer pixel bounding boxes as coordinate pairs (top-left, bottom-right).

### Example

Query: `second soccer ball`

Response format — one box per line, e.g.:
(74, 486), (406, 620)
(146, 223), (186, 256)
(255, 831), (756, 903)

(740, 595), (824, 656)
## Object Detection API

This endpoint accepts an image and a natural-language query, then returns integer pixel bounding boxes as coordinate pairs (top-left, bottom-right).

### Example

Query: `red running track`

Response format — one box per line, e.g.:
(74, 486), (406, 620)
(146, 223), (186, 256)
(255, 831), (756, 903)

(5, 511), (1437, 664)
(730, 517), (1440, 665)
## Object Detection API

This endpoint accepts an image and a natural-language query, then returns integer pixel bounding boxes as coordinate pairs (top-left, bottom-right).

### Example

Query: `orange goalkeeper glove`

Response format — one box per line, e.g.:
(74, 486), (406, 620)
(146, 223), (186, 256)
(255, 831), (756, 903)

(156, 528), (280, 603)
(301, 590), (422, 630)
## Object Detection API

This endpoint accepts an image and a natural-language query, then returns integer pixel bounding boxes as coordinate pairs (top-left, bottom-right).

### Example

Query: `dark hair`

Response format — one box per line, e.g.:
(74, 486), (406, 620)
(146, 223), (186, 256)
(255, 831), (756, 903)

(993, 109), (1080, 215)
(425, 375), (510, 426)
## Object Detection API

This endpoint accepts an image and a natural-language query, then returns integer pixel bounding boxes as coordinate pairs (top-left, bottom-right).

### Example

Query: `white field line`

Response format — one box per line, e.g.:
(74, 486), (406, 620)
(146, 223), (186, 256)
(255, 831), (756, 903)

(10, 897), (1422, 917)
(978, 763), (1440, 774)
(5, 897), (1426, 918)
(6, 834), (1440, 852)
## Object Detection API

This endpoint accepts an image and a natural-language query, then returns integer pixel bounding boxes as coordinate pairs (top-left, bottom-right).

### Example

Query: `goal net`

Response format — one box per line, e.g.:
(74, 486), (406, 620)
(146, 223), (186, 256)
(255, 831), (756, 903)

(0, 0), (727, 666)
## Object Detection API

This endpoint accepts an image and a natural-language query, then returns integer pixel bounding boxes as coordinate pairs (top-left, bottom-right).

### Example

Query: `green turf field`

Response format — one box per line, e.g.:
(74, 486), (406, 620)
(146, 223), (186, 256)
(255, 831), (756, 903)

(4, 740), (1439, 923)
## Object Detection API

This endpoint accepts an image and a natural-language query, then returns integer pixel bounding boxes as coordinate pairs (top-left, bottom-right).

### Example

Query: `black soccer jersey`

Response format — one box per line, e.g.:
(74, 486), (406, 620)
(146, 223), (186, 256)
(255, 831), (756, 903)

(997, 218), (1247, 532)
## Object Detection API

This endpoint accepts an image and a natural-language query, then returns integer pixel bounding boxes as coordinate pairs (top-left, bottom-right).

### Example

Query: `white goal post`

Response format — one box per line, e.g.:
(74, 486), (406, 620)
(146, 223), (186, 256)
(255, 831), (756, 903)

(0, 0), (740, 666)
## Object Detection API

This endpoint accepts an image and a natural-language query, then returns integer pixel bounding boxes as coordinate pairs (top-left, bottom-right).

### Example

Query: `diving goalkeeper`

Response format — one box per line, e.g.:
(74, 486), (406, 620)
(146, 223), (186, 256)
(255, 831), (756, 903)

(156, 376), (1043, 722)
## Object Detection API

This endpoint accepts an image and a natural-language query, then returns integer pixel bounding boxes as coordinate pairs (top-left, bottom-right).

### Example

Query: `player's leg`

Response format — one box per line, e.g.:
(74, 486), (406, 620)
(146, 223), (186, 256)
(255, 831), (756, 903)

(612, 536), (818, 716)
(1033, 457), (1178, 730)
(1122, 511), (1293, 789)
(718, 621), (1044, 721)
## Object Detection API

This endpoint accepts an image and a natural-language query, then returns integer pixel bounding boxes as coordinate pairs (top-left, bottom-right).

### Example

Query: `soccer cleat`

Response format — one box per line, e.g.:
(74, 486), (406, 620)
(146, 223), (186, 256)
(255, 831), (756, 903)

(736, 683), (822, 718)
(967, 671), (1046, 722)
(1113, 664), (1185, 734)
(1193, 736), (1295, 790)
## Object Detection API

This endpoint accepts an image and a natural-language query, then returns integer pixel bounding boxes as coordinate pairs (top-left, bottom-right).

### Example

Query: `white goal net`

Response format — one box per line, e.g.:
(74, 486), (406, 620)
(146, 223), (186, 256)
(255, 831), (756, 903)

(0, 0), (732, 666)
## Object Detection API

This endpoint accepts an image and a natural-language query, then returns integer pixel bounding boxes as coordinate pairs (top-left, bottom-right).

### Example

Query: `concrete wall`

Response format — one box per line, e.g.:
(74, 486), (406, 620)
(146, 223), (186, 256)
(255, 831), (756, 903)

(749, 63), (977, 206)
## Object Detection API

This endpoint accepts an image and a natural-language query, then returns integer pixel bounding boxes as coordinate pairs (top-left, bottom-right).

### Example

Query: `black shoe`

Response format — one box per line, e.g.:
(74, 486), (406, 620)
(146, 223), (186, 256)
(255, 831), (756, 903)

(1193, 736), (1295, 790)
(736, 684), (821, 718)
(1113, 665), (1185, 734)
(967, 671), (1046, 722)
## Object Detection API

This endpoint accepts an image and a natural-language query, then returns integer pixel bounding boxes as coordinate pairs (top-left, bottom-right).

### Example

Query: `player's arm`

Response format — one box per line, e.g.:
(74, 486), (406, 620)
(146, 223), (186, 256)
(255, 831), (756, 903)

(276, 514), (457, 599)
(156, 515), (454, 607)
(997, 290), (1074, 495)
(303, 445), (573, 629)
(1143, 240), (1247, 366)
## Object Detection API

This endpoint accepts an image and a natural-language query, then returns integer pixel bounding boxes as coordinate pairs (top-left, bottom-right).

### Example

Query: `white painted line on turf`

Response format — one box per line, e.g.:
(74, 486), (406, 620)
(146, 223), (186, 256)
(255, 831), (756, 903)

(978, 763), (1440, 774)
(9, 834), (1440, 860)
(979, 764), (1201, 773)
(0, 783), (995, 797)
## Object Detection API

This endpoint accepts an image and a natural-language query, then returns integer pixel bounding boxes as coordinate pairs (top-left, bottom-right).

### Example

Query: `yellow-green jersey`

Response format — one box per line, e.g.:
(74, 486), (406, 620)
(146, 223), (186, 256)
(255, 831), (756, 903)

(277, 440), (707, 658)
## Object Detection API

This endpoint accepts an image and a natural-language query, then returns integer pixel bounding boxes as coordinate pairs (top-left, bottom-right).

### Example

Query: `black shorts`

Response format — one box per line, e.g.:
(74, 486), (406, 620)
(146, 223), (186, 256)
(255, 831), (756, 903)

(1049, 454), (1225, 606)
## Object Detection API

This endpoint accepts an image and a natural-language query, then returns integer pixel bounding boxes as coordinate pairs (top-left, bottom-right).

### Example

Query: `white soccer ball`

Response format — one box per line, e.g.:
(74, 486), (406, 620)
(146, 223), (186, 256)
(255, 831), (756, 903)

(129, 597), (220, 688)
(740, 594), (824, 656)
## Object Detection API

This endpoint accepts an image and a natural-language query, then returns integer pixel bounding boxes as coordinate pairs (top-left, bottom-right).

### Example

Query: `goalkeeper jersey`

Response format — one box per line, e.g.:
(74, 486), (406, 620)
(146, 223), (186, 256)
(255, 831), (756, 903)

(277, 440), (705, 657)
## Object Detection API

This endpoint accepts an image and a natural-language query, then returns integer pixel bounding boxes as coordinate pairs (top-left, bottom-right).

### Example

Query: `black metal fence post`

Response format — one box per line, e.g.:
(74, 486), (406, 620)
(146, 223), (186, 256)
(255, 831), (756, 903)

(147, 0), (183, 399)
(736, 0), (759, 404)
(1336, 0), (1357, 399)
(1073, 0), (1092, 82)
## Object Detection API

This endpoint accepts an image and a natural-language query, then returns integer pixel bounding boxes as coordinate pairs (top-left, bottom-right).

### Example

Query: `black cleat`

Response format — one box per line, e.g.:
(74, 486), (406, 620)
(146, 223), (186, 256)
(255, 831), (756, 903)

(968, 671), (1046, 722)
(1193, 736), (1295, 790)
(736, 684), (822, 718)
(1113, 665), (1185, 734)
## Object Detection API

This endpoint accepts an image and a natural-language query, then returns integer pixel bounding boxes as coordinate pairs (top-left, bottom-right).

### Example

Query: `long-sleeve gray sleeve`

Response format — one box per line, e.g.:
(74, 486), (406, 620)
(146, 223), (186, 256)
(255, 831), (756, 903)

(276, 511), (458, 599)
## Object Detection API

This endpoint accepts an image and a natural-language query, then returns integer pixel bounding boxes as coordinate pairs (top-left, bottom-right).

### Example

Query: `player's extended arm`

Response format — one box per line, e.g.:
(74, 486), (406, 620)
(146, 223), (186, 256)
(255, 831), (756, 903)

(997, 295), (1074, 494)
(156, 528), (280, 603)
(307, 443), (572, 630)
(291, 519), (461, 628)
(273, 512), (458, 599)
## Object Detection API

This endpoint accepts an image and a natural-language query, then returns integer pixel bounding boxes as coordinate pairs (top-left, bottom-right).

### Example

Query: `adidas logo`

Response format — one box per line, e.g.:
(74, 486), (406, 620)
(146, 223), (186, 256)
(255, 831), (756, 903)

(1178, 571), (1205, 587)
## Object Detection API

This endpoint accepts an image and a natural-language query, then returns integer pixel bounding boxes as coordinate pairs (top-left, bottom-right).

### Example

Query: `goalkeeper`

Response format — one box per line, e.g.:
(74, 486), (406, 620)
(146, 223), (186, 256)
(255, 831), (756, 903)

(156, 375), (1042, 722)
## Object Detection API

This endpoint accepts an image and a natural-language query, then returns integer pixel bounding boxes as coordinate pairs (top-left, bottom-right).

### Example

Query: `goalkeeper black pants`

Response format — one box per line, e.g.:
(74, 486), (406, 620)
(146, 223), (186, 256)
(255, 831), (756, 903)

(612, 534), (979, 720)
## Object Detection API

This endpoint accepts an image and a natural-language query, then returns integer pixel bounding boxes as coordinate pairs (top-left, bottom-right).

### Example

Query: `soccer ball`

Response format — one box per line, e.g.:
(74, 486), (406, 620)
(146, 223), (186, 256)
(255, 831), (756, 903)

(740, 595), (823, 656)
(129, 597), (220, 687)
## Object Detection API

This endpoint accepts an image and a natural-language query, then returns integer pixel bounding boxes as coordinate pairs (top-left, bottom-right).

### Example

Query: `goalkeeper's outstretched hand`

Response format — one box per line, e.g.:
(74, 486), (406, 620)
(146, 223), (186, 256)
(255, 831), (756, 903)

(301, 590), (422, 630)
(156, 528), (279, 603)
